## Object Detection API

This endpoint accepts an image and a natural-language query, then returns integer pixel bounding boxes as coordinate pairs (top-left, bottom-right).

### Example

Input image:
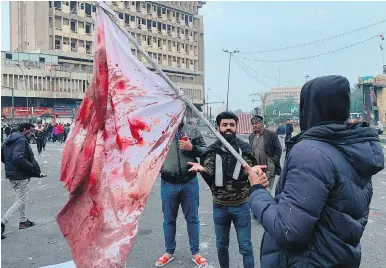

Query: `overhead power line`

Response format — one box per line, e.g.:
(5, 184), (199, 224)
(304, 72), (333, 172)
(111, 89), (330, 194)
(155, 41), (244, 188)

(238, 34), (383, 63)
(233, 57), (272, 88)
(239, 19), (386, 54)
(234, 57), (293, 84)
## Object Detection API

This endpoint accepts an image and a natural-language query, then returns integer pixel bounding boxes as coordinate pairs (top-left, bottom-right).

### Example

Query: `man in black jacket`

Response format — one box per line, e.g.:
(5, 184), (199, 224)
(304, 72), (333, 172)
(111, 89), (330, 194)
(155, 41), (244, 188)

(1, 122), (42, 239)
(249, 115), (282, 195)
(35, 121), (46, 155)
(188, 112), (257, 268)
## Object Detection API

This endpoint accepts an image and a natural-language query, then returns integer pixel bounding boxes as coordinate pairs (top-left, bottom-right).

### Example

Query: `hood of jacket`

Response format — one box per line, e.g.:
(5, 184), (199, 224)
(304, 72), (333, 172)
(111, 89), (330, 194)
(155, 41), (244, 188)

(299, 75), (350, 131)
(4, 131), (27, 145)
(288, 122), (384, 177)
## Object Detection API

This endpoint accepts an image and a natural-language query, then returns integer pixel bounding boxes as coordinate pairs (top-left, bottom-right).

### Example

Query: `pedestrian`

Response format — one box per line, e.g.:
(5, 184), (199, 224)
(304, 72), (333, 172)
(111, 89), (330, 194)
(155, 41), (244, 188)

(57, 123), (64, 143)
(63, 123), (70, 142)
(275, 121), (286, 151)
(247, 75), (384, 267)
(249, 115), (282, 196)
(188, 111), (257, 268)
(5, 124), (11, 137)
(1, 122), (43, 239)
(42, 123), (48, 150)
(52, 124), (58, 143)
(46, 123), (53, 141)
(35, 121), (46, 155)
(155, 117), (208, 267)
(284, 118), (293, 150)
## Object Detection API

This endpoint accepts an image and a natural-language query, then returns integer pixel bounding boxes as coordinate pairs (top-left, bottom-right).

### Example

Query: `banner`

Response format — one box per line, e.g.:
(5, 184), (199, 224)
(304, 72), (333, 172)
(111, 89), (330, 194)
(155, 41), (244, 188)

(56, 4), (185, 268)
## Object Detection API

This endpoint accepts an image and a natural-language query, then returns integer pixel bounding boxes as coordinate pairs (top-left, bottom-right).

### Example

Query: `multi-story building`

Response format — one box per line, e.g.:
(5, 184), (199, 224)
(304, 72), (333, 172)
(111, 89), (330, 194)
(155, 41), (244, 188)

(4, 1), (205, 122)
(266, 86), (302, 105)
(359, 75), (386, 124)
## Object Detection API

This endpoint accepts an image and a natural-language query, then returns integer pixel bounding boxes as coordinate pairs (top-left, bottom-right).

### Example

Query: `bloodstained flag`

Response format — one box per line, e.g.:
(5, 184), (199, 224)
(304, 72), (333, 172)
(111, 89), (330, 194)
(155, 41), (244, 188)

(56, 5), (185, 268)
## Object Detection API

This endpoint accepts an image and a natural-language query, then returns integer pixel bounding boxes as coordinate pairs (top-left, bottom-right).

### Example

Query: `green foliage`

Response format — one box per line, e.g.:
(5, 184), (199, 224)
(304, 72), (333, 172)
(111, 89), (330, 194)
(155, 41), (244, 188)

(350, 84), (363, 113)
(265, 98), (299, 123)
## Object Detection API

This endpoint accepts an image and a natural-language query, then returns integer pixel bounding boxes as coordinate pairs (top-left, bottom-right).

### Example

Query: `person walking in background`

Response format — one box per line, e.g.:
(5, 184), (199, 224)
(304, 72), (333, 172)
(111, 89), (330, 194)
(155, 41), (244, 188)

(1, 123), (43, 239)
(35, 121), (46, 155)
(188, 112), (257, 268)
(57, 123), (64, 143)
(46, 123), (53, 142)
(52, 124), (58, 143)
(249, 115), (282, 196)
(275, 121), (286, 151)
(248, 75), (384, 268)
(155, 116), (208, 267)
(285, 118), (293, 150)
(63, 123), (70, 142)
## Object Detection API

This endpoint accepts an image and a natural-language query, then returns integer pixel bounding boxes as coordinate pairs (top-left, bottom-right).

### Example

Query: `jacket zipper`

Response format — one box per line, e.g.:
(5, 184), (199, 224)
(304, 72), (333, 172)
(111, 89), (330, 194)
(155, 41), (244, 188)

(176, 138), (183, 178)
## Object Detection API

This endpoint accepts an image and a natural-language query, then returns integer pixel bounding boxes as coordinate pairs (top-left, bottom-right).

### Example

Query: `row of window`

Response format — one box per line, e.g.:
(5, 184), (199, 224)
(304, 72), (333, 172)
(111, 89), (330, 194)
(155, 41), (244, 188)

(2, 74), (90, 94)
(50, 1), (198, 26)
(1, 73), (202, 100)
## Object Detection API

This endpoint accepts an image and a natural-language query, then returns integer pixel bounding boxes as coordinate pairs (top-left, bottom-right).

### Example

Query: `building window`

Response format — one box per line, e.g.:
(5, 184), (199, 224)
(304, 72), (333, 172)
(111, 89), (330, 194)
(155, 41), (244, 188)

(71, 20), (77, 32)
(54, 1), (61, 9)
(49, 1), (52, 8)
(92, 5), (96, 12)
(85, 23), (91, 34)
(5, 53), (12, 59)
(85, 3), (92, 16)
(39, 57), (45, 63)
(119, 12), (123, 19)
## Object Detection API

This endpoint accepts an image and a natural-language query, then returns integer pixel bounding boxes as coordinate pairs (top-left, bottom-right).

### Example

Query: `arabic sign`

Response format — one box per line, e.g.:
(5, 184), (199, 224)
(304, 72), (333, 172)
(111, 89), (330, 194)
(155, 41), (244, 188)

(358, 76), (374, 85)
(53, 104), (77, 115)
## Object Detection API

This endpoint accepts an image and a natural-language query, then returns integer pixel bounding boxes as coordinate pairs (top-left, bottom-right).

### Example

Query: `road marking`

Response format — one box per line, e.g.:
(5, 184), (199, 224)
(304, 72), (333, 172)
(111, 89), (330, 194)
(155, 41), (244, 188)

(40, 261), (76, 268)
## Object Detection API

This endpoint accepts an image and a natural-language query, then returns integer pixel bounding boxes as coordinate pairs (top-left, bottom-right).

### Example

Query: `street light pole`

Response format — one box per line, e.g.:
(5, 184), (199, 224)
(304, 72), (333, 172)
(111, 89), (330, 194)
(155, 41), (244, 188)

(223, 49), (239, 111)
(16, 63), (29, 120)
(305, 75), (310, 82)
(206, 88), (210, 120)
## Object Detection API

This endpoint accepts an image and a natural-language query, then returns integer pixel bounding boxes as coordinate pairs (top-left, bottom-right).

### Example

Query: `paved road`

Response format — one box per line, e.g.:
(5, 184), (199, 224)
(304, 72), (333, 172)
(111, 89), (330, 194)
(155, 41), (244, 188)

(1, 128), (386, 268)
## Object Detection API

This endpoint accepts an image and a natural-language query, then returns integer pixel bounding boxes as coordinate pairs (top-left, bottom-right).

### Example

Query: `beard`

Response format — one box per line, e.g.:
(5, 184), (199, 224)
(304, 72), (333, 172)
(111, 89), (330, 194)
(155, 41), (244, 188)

(220, 130), (236, 142)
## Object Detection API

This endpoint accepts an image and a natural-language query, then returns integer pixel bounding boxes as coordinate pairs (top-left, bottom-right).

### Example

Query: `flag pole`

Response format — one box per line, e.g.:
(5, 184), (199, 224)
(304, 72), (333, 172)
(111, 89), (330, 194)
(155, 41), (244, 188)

(96, 2), (248, 166)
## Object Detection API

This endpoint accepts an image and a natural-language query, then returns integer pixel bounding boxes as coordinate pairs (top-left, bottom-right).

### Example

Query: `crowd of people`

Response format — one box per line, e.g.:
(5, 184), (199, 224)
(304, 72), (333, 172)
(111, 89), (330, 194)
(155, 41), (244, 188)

(1, 75), (385, 268)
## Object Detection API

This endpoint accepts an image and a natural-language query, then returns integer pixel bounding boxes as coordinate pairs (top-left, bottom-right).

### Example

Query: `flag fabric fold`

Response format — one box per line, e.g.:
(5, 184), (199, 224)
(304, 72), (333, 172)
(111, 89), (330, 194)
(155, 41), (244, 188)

(56, 5), (185, 268)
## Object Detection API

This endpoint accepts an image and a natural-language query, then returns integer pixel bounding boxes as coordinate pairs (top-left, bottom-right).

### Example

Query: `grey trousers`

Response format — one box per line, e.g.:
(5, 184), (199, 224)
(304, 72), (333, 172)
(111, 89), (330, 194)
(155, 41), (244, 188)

(1, 179), (30, 224)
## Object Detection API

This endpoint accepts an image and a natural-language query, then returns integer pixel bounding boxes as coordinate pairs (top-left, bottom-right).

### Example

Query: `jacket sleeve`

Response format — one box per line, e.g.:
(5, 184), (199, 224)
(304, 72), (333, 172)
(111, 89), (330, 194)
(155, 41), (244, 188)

(12, 139), (36, 175)
(203, 152), (216, 177)
(248, 143), (335, 248)
(242, 153), (256, 178)
(191, 127), (207, 157)
(1, 143), (5, 164)
(271, 132), (282, 162)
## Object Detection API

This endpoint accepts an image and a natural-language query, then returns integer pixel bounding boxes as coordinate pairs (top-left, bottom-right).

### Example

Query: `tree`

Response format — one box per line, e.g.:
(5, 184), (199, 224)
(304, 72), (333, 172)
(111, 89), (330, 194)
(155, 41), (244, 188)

(265, 98), (299, 123)
(350, 84), (363, 113)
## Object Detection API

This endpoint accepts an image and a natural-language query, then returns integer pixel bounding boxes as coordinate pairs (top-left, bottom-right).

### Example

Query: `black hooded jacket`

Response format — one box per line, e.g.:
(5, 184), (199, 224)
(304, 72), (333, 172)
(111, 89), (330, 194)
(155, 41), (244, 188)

(1, 132), (41, 180)
(249, 75), (384, 268)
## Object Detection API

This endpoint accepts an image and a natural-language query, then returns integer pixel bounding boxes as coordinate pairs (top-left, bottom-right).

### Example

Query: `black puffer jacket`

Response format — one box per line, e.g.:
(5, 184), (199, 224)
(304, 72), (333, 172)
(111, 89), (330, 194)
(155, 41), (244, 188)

(1, 132), (41, 180)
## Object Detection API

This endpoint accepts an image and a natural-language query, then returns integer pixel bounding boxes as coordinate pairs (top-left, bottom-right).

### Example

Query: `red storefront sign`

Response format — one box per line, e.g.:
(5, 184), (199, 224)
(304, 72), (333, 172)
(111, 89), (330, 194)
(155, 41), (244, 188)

(1, 107), (53, 117)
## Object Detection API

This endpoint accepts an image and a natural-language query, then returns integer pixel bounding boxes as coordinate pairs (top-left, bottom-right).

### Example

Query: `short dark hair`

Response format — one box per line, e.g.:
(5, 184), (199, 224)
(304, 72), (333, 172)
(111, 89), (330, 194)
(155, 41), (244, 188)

(18, 122), (34, 132)
(216, 111), (239, 126)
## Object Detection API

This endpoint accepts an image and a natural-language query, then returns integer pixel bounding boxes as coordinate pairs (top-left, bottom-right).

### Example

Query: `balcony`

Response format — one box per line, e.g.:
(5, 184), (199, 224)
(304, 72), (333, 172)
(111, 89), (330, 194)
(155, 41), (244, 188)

(162, 14), (167, 21)
(171, 32), (176, 38)
(162, 60), (168, 65)
(152, 11), (157, 19)
(141, 41), (148, 47)
(62, 44), (71, 52)
(141, 24), (147, 31)
(78, 9), (85, 17)
(151, 27), (158, 34)
(172, 47), (176, 53)
(78, 28), (85, 35)
(117, 1), (124, 9)
(130, 21), (136, 29)
(172, 62), (177, 68)
(152, 43), (158, 49)
(78, 47), (86, 54)
(162, 45), (167, 51)
(62, 25), (71, 34)
(62, 5), (70, 13)
(161, 29), (167, 36)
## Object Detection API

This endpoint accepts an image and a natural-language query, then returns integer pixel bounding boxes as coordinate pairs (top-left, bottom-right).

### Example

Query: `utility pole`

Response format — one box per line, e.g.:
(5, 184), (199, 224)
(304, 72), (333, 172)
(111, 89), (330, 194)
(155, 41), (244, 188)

(305, 75), (310, 82)
(250, 92), (271, 119)
(223, 49), (239, 111)
(206, 88), (210, 119)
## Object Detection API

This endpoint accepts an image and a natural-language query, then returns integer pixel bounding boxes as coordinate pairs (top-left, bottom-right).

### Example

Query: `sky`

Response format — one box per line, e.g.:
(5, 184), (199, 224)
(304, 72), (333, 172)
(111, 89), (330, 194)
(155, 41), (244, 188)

(1, 1), (386, 113)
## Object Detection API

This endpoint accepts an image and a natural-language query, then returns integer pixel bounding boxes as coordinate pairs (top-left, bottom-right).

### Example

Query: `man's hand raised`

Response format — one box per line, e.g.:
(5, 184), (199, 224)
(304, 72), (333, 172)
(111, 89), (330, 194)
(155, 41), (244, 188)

(243, 164), (269, 188)
(187, 162), (206, 173)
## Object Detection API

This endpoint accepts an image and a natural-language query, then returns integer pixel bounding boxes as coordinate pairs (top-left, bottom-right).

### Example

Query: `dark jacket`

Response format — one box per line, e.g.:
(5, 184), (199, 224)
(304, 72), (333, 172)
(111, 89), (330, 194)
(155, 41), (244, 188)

(249, 129), (282, 175)
(249, 75), (384, 268)
(1, 132), (41, 180)
(276, 125), (286, 135)
(200, 137), (256, 205)
(285, 123), (293, 139)
(161, 123), (206, 184)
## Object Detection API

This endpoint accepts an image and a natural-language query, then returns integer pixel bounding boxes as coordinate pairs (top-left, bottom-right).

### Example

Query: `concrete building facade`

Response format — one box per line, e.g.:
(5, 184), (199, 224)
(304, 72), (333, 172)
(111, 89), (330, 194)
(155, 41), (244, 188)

(7, 1), (205, 119)
(266, 86), (302, 105)
(359, 75), (386, 124)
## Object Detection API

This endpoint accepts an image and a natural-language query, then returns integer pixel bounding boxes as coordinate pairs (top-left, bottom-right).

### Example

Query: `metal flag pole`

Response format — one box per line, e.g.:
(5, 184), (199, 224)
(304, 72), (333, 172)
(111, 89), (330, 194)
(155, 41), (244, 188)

(95, 2), (247, 166)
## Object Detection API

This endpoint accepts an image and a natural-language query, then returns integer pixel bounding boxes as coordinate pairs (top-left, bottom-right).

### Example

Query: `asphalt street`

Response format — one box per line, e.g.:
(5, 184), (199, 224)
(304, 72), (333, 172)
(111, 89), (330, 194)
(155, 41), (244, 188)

(1, 127), (386, 268)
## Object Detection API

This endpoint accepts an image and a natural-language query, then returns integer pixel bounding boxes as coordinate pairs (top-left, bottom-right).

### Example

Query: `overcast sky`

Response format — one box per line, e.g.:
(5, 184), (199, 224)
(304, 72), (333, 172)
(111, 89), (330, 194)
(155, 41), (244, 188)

(2, 1), (386, 112)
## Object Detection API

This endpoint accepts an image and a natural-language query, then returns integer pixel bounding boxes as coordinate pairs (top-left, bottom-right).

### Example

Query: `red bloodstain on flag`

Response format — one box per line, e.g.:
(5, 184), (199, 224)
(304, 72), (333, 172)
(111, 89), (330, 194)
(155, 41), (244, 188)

(57, 4), (185, 268)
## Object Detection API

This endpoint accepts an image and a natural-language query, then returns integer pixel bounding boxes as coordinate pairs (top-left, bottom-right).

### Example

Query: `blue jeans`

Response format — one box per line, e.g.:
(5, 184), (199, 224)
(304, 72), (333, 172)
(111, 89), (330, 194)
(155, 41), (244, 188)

(213, 203), (254, 268)
(161, 177), (200, 255)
